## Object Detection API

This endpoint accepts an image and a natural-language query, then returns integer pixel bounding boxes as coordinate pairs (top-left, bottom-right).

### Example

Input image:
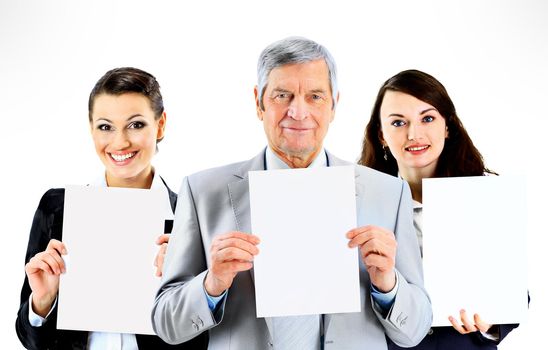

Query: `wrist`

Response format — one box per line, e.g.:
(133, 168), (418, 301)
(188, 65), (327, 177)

(31, 294), (55, 317)
(374, 271), (397, 293)
(204, 272), (226, 297)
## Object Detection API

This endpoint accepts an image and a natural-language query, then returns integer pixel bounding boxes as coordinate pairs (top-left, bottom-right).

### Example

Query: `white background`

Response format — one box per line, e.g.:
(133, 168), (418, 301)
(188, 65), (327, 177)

(1, 0), (545, 348)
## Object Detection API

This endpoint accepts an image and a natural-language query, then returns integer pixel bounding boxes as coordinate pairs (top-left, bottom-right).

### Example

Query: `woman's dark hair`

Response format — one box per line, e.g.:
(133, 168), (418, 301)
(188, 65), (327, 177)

(88, 67), (165, 141)
(359, 69), (493, 177)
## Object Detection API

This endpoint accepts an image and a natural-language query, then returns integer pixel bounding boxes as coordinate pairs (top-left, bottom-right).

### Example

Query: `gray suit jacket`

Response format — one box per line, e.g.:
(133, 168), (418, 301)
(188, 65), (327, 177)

(152, 150), (432, 350)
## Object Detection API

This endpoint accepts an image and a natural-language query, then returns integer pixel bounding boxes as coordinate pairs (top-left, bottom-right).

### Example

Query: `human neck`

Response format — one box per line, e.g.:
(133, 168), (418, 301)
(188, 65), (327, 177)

(106, 166), (154, 189)
(399, 166), (436, 203)
(272, 148), (321, 169)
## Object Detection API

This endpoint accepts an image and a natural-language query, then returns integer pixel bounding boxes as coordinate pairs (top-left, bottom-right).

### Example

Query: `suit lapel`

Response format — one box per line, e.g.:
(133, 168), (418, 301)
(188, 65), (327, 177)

(323, 152), (362, 334)
(227, 150), (271, 337)
(227, 152), (263, 284)
(227, 150), (265, 235)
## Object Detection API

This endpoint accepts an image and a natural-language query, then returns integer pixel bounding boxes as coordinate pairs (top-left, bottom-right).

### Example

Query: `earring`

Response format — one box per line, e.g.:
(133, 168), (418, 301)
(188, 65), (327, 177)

(383, 145), (388, 161)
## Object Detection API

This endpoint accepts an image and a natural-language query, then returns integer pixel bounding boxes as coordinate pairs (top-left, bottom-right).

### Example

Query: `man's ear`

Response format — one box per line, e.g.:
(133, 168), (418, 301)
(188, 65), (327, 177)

(330, 92), (340, 122)
(254, 86), (263, 121)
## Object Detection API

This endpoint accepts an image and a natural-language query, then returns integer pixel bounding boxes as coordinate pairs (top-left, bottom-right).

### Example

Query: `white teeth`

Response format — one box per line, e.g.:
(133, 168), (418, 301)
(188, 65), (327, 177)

(111, 152), (135, 161)
(407, 145), (428, 151)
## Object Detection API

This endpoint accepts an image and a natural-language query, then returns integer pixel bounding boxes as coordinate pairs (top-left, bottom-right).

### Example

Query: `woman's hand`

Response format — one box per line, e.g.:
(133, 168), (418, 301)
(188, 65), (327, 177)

(154, 234), (170, 277)
(25, 239), (67, 317)
(449, 309), (492, 334)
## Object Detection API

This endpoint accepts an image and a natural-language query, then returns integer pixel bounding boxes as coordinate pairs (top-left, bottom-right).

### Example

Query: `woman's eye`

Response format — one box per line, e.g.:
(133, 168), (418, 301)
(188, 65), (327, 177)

(98, 124), (111, 131)
(128, 121), (145, 129)
(423, 116), (434, 123)
(391, 120), (406, 127)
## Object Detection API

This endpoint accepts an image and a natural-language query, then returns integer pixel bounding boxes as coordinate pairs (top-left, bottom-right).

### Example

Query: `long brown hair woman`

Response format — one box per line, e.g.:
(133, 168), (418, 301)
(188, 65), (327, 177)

(360, 69), (518, 350)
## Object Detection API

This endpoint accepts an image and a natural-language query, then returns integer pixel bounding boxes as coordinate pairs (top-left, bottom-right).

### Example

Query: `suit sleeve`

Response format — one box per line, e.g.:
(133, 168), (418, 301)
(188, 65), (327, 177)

(373, 180), (433, 347)
(15, 189), (64, 350)
(152, 177), (224, 345)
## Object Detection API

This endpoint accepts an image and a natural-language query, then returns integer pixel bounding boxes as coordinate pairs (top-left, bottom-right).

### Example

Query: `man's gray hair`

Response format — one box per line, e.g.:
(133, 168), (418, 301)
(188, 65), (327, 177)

(257, 36), (338, 110)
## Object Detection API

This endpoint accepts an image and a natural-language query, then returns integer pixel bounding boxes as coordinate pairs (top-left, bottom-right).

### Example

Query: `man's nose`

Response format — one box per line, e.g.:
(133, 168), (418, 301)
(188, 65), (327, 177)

(287, 97), (310, 120)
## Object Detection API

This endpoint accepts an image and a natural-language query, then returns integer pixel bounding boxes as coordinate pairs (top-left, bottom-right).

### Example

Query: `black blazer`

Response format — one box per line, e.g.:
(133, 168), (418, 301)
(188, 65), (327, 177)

(16, 185), (208, 350)
(387, 324), (519, 350)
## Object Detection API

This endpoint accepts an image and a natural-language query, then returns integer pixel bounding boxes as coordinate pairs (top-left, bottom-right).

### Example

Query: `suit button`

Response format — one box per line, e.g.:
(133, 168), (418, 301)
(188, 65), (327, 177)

(428, 328), (434, 335)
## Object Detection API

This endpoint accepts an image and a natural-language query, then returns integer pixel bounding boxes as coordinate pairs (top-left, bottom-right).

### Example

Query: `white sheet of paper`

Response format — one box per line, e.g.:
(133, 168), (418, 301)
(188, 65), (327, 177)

(249, 165), (360, 317)
(422, 176), (528, 326)
(57, 185), (165, 334)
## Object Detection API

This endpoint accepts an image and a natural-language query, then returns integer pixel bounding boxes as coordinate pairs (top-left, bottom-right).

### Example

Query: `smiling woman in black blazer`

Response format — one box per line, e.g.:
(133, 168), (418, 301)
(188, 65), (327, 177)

(359, 69), (522, 350)
(15, 67), (207, 350)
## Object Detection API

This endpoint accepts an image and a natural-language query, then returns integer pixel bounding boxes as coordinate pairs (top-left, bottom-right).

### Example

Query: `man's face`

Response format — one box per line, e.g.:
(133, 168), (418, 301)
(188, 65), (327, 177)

(255, 59), (336, 167)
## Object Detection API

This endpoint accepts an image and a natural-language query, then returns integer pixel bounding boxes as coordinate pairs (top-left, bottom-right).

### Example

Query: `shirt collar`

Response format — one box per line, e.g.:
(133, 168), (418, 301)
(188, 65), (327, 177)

(89, 168), (173, 219)
(91, 168), (163, 189)
(265, 146), (327, 170)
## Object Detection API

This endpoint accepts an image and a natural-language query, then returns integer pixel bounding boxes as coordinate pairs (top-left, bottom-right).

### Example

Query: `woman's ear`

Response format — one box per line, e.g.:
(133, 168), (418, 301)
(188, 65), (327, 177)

(156, 112), (167, 141)
(378, 130), (386, 147)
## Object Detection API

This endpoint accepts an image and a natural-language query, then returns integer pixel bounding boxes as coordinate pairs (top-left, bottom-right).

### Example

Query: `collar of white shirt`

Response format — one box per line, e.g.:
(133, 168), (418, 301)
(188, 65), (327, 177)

(90, 168), (174, 220)
(265, 147), (327, 170)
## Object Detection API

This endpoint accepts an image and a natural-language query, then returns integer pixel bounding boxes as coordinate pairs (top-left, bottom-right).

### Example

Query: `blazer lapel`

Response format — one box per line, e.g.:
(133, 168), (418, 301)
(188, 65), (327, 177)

(227, 150), (266, 282)
(227, 150), (271, 337)
(227, 150), (265, 235)
(323, 152), (362, 334)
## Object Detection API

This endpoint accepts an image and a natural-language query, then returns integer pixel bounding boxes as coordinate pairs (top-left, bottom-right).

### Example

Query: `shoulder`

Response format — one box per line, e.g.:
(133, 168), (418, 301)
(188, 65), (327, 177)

(191, 159), (248, 178)
(327, 151), (404, 189)
(37, 188), (65, 214)
(355, 164), (404, 188)
(353, 164), (409, 207)
(187, 159), (252, 189)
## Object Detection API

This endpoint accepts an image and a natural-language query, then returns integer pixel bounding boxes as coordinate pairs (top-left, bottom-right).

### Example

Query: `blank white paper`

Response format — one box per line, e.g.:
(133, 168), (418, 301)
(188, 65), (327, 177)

(249, 165), (360, 317)
(422, 176), (528, 326)
(57, 185), (165, 334)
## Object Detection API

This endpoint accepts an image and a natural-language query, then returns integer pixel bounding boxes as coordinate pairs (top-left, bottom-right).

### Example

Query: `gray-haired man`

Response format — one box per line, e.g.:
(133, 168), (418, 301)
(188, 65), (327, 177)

(152, 37), (432, 350)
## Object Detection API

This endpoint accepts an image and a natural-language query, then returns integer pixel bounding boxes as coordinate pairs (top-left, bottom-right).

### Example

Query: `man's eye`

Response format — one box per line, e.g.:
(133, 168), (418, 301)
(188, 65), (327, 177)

(391, 120), (406, 127)
(311, 94), (322, 100)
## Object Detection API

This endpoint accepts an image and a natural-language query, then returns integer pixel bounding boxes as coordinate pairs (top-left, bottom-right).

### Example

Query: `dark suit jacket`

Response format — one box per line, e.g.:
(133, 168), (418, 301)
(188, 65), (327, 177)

(387, 323), (519, 350)
(16, 184), (208, 350)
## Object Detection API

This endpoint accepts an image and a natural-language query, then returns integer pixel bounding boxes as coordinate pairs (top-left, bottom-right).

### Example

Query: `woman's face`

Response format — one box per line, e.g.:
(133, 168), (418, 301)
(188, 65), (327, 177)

(379, 90), (448, 177)
(90, 93), (165, 187)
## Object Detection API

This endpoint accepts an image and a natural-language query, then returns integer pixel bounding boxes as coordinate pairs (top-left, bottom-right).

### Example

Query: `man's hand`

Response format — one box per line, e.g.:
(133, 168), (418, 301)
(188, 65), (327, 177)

(154, 234), (170, 277)
(346, 225), (397, 292)
(204, 231), (260, 296)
